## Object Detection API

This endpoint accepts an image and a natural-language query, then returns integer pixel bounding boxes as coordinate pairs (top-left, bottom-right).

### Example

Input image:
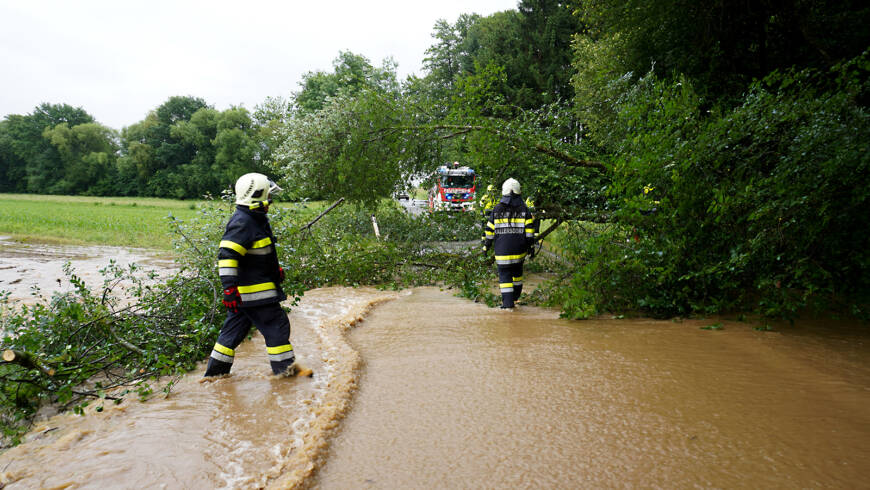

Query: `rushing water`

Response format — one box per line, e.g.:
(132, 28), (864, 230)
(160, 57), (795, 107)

(0, 287), (398, 489)
(1, 245), (869, 488)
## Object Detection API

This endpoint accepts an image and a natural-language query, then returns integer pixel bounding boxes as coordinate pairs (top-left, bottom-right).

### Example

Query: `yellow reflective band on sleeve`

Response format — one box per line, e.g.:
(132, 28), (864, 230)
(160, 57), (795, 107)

(266, 344), (294, 354)
(220, 240), (247, 255)
(525, 218), (535, 224)
(251, 237), (272, 249)
(525, 228), (535, 233)
(499, 283), (514, 288)
(218, 259), (238, 268)
(237, 282), (277, 294)
(214, 343), (234, 356)
(486, 222), (495, 230)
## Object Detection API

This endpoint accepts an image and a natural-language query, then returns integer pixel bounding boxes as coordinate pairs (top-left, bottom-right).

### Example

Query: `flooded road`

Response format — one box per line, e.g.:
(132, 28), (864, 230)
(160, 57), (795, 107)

(1, 243), (870, 488)
(318, 288), (870, 488)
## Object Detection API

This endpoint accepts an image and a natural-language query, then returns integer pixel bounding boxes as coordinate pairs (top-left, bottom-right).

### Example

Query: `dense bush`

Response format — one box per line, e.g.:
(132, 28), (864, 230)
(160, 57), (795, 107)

(550, 52), (870, 319)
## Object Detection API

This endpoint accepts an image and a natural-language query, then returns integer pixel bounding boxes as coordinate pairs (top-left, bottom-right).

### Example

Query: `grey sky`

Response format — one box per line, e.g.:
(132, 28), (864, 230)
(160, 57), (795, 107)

(0, 0), (517, 130)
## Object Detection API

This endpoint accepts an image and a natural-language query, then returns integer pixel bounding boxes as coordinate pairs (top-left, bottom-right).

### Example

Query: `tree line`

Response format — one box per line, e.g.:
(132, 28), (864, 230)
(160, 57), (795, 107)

(0, 96), (287, 198)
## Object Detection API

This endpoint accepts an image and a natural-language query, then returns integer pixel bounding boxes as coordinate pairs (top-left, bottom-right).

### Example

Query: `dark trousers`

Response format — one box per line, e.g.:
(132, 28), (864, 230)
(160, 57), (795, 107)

(497, 261), (524, 308)
(204, 302), (295, 376)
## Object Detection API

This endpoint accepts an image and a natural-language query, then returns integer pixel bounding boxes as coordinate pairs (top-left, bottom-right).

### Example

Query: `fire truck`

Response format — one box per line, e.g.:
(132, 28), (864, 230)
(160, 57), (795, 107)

(428, 162), (476, 211)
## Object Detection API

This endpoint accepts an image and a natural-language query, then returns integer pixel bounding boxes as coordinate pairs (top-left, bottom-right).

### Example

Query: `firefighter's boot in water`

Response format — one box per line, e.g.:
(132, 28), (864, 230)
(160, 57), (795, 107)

(280, 362), (313, 378)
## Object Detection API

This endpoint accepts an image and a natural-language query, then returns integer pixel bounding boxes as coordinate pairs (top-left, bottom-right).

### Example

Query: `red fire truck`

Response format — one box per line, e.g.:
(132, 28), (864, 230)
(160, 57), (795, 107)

(428, 162), (476, 211)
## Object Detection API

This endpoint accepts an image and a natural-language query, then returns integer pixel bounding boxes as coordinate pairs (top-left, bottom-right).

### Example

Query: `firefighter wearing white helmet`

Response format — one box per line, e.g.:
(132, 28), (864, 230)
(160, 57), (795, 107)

(483, 177), (536, 309)
(234, 172), (281, 209)
(205, 173), (310, 378)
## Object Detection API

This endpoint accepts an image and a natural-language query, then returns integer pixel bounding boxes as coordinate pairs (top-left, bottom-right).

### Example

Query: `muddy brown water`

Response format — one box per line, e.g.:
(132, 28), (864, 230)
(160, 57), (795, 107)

(1, 244), (870, 488)
(0, 237), (174, 305)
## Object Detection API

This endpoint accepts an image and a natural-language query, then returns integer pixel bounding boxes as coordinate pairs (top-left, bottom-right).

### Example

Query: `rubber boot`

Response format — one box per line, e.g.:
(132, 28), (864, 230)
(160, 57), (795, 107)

(204, 357), (232, 377)
(513, 284), (523, 304)
(501, 292), (514, 309)
(270, 355), (296, 376)
(277, 361), (313, 378)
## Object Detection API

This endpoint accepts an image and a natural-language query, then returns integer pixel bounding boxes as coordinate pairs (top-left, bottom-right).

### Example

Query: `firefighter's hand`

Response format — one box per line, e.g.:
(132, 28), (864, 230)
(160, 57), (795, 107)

(278, 267), (285, 282)
(222, 286), (241, 312)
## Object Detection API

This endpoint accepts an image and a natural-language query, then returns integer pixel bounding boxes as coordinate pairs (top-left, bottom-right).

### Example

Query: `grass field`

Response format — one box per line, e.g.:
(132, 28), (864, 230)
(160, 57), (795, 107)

(0, 194), (206, 249)
(0, 194), (334, 250)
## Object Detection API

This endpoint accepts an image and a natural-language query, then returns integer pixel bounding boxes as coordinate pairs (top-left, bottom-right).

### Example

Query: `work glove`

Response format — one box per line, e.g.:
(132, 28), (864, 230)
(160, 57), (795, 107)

(222, 286), (241, 312)
(278, 267), (285, 283)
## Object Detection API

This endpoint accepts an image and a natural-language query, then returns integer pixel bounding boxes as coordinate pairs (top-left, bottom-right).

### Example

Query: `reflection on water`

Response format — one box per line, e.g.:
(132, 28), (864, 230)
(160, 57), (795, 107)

(1, 283), (869, 488)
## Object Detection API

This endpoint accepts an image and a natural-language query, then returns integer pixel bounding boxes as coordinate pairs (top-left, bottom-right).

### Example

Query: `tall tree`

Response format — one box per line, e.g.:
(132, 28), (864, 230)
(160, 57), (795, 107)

(294, 51), (399, 115)
(43, 122), (119, 195)
(0, 118), (30, 193)
(275, 53), (403, 202)
(252, 96), (291, 168)
(213, 106), (261, 188)
(515, 0), (582, 105)
(574, 0), (870, 100)
(118, 96), (209, 197)
(0, 104), (94, 194)
(422, 14), (482, 102)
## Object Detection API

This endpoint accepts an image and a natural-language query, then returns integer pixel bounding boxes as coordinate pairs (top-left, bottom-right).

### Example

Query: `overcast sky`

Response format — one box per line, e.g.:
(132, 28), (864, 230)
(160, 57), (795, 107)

(0, 0), (517, 130)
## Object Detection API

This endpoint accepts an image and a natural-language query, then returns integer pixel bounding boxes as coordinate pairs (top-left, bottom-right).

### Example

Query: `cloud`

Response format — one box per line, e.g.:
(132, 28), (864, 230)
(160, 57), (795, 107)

(0, 0), (517, 129)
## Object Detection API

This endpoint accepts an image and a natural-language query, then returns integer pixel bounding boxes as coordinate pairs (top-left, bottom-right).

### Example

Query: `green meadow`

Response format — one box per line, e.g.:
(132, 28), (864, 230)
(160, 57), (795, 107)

(0, 194), (203, 250)
(0, 194), (332, 250)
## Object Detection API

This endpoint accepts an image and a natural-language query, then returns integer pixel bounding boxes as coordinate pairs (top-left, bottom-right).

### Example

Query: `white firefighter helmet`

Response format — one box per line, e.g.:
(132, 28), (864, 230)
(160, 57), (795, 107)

(234, 173), (282, 208)
(501, 178), (521, 196)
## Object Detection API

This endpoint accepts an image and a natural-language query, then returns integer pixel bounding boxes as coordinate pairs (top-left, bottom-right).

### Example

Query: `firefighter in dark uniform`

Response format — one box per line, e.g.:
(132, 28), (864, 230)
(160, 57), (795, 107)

(479, 184), (497, 250)
(484, 178), (536, 309)
(525, 196), (541, 257)
(204, 173), (299, 377)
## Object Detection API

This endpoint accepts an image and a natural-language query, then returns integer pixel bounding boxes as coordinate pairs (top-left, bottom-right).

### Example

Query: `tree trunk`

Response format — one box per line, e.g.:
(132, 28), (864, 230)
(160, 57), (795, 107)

(2, 349), (56, 376)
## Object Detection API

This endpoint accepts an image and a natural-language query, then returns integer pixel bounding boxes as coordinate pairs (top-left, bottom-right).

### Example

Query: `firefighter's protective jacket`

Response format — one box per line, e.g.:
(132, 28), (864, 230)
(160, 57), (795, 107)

(479, 190), (497, 245)
(485, 195), (535, 265)
(217, 205), (286, 307)
(525, 197), (541, 241)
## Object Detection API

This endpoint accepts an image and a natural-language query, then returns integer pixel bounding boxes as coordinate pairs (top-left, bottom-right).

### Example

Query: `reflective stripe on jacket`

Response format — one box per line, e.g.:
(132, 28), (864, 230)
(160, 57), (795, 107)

(485, 195), (535, 265)
(218, 205), (287, 307)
